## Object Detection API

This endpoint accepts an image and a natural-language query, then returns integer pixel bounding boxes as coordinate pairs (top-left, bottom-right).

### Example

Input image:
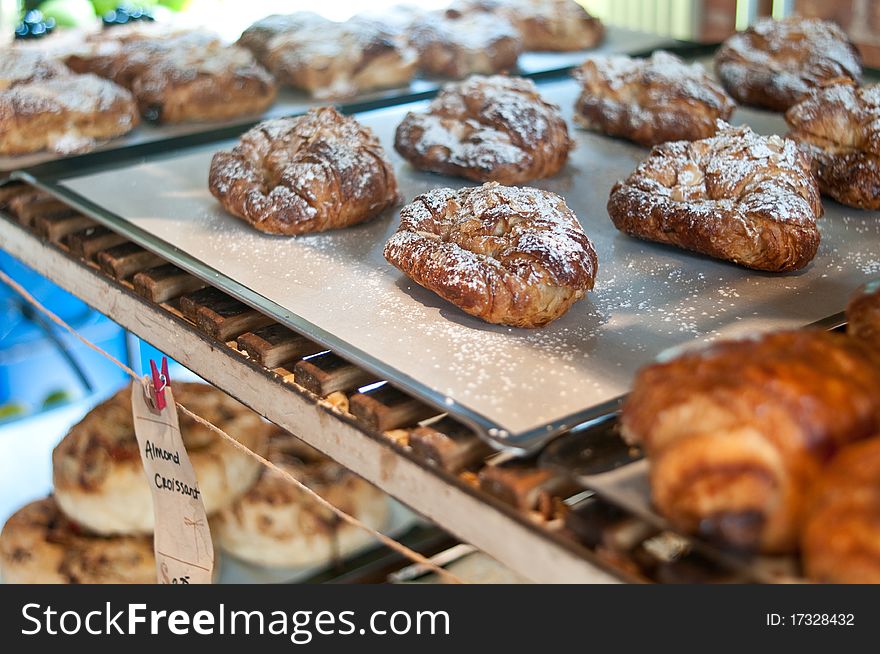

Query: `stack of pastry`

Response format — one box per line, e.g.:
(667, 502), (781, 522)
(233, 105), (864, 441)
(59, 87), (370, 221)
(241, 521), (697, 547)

(0, 383), (390, 583)
(621, 282), (880, 583)
(0, 49), (139, 155)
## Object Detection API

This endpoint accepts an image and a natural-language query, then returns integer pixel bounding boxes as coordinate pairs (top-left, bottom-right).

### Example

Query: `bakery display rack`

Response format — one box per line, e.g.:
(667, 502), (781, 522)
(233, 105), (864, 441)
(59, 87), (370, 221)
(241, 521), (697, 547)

(2, 41), (874, 585)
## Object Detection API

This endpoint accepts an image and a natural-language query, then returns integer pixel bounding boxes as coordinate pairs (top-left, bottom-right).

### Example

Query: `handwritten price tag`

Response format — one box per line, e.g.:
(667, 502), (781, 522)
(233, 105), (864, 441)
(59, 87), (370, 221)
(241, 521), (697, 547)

(131, 379), (214, 584)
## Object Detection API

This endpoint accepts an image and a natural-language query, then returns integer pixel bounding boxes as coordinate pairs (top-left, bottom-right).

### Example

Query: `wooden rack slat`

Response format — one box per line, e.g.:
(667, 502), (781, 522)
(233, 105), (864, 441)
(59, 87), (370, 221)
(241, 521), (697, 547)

(349, 383), (439, 432)
(133, 263), (207, 304)
(409, 416), (493, 473)
(294, 351), (378, 397)
(66, 225), (128, 261)
(34, 213), (96, 243)
(237, 324), (323, 369)
(478, 461), (576, 512)
(98, 242), (165, 280)
(179, 286), (275, 341)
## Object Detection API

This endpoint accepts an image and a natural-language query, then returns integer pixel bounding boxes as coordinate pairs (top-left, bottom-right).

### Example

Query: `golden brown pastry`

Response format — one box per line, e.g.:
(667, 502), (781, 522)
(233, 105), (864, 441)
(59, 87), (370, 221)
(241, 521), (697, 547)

(621, 330), (880, 553)
(0, 497), (155, 583)
(409, 10), (522, 79)
(846, 279), (880, 350)
(802, 438), (880, 583)
(384, 182), (598, 328)
(261, 17), (417, 99)
(394, 75), (572, 184)
(607, 122), (822, 272)
(66, 31), (276, 123)
(574, 51), (735, 146)
(714, 16), (861, 112)
(52, 383), (270, 535)
(786, 78), (880, 209)
(0, 48), (68, 89)
(450, 0), (604, 51)
(209, 108), (401, 235)
(236, 11), (330, 63)
(0, 73), (139, 155)
(214, 433), (390, 568)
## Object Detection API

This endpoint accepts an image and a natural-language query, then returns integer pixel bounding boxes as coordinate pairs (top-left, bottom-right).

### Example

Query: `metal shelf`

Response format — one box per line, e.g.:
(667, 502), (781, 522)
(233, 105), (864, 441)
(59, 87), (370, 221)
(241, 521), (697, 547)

(0, 212), (627, 584)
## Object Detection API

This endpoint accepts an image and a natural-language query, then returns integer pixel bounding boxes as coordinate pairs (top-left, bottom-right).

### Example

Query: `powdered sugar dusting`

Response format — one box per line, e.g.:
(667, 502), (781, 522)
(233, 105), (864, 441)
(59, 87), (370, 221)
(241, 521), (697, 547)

(60, 79), (880, 439)
(396, 75), (570, 181)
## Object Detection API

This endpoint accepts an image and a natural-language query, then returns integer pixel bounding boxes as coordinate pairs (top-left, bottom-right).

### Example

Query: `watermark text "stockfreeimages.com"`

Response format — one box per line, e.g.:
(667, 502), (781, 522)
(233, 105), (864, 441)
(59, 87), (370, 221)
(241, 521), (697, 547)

(21, 603), (450, 644)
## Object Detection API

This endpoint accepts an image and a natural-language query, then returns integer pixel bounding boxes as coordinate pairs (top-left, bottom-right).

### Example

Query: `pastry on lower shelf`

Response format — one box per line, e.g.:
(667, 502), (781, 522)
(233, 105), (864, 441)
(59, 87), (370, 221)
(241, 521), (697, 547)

(802, 438), (880, 583)
(65, 30), (276, 123)
(52, 383), (270, 535)
(450, 0), (604, 51)
(621, 330), (880, 553)
(384, 182), (598, 328)
(785, 78), (880, 210)
(607, 122), (822, 272)
(847, 279), (880, 350)
(209, 108), (401, 235)
(0, 497), (156, 583)
(260, 17), (418, 99)
(573, 51), (734, 146)
(0, 72), (139, 155)
(214, 434), (390, 568)
(395, 75), (572, 184)
(0, 48), (68, 89)
(714, 16), (861, 112)
(408, 10), (521, 79)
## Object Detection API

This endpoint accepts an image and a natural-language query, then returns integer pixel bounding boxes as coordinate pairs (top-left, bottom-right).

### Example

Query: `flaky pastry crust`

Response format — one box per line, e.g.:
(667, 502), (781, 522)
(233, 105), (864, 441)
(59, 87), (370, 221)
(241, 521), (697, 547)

(394, 75), (572, 184)
(714, 16), (861, 112)
(621, 330), (880, 554)
(209, 107), (401, 235)
(574, 51), (734, 146)
(384, 182), (598, 328)
(786, 78), (880, 209)
(450, 0), (604, 51)
(409, 11), (522, 79)
(607, 122), (822, 272)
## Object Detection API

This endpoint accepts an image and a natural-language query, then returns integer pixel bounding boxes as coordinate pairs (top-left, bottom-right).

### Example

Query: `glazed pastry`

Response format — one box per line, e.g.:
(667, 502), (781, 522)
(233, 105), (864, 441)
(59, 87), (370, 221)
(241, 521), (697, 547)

(0, 497), (156, 583)
(573, 51), (735, 146)
(846, 279), (880, 350)
(450, 0), (604, 51)
(384, 182), (598, 328)
(394, 75), (572, 184)
(52, 383), (270, 535)
(714, 16), (861, 112)
(209, 108), (401, 235)
(408, 11), (521, 79)
(66, 30), (276, 123)
(214, 433), (390, 568)
(621, 330), (880, 553)
(261, 17), (418, 99)
(607, 122), (822, 272)
(802, 438), (880, 583)
(0, 73), (139, 155)
(786, 78), (880, 209)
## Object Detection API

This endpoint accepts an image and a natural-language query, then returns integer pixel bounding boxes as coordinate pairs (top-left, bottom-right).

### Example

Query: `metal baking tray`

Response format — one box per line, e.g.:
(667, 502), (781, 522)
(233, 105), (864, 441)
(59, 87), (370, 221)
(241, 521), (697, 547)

(18, 71), (879, 453)
(0, 27), (676, 175)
